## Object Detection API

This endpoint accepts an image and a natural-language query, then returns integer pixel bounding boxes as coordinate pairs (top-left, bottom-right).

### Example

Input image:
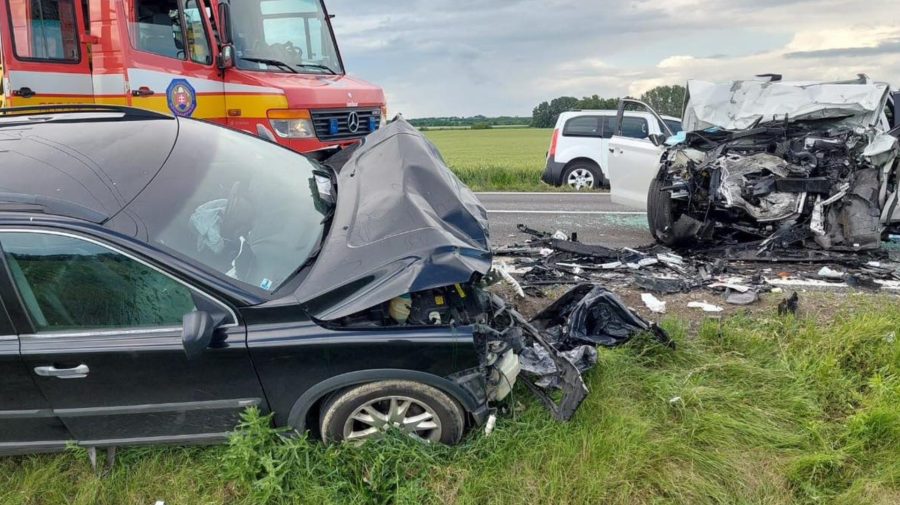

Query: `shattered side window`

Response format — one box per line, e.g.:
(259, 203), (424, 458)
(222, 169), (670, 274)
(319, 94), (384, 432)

(620, 117), (649, 140)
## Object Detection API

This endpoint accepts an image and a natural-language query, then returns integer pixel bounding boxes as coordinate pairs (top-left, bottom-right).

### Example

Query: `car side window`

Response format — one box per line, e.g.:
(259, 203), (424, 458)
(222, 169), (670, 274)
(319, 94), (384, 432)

(621, 117), (649, 139)
(7, 0), (81, 62)
(0, 232), (197, 333)
(563, 116), (600, 137)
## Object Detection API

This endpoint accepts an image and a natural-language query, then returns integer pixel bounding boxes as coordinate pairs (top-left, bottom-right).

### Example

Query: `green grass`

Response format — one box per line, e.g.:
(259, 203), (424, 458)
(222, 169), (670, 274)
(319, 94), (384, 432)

(3, 293), (900, 504)
(423, 128), (562, 192)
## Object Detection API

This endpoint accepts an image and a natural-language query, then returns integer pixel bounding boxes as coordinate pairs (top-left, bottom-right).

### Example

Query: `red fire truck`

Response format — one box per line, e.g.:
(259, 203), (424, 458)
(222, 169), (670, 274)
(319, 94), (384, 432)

(0, 0), (386, 155)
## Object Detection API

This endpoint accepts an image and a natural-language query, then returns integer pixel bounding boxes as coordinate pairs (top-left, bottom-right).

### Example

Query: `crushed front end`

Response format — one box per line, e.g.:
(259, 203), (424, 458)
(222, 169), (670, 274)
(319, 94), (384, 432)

(651, 78), (900, 251)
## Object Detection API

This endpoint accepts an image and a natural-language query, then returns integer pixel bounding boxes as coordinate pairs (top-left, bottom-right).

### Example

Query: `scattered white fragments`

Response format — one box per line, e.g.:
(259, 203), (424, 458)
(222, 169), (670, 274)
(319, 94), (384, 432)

(496, 262), (526, 298)
(641, 293), (667, 313)
(688, 301), (725, 312)
(818, 266), (845, 280)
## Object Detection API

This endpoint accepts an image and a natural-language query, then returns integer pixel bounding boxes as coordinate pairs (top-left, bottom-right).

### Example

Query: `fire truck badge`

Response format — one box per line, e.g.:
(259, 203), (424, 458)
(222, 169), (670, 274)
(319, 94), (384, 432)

(166, 79), (197, 117)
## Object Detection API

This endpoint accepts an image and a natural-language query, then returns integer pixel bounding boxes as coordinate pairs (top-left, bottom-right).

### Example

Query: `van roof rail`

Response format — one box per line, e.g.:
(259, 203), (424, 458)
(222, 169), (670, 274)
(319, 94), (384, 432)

(0, 104), (172, 120)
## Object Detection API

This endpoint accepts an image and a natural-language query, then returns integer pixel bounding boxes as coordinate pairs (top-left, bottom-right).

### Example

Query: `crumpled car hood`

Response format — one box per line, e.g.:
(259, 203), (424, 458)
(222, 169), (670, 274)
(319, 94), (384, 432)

(294, 119), (491, 319)
(683, 78), (891, 131)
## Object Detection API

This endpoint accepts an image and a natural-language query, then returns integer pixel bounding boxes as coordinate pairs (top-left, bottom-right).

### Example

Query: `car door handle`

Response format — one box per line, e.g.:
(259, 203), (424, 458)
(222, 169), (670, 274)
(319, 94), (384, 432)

(131, 86), (155, 97)
(13, 87), (36, 98)
(34, 364), (90, 379)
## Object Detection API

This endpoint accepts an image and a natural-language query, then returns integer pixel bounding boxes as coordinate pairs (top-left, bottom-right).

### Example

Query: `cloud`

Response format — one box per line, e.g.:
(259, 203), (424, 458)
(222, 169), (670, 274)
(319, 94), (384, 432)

(324, 0), (900, 117)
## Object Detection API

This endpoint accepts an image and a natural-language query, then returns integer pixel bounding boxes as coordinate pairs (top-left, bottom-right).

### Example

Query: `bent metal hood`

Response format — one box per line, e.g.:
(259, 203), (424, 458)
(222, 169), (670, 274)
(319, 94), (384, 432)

(683, 77), (891, 131)
(294, 119), (491, 320)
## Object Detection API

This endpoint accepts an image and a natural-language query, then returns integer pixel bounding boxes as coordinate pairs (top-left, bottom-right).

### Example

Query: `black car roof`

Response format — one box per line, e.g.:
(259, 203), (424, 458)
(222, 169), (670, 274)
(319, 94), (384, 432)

(0, 106), (178, 222)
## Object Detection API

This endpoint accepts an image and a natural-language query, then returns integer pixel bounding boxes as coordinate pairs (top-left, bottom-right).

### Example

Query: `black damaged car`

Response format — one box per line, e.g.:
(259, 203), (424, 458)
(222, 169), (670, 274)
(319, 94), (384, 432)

(0, 105), (550, 454)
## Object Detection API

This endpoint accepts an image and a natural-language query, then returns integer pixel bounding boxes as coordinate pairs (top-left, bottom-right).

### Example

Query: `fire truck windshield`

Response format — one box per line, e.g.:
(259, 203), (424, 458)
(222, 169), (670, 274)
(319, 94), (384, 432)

(231, 0), (344, 75)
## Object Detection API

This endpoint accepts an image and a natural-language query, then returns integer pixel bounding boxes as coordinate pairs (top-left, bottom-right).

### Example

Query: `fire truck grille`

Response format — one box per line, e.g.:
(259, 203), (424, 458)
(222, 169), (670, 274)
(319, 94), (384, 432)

(311, 108), (382, 141)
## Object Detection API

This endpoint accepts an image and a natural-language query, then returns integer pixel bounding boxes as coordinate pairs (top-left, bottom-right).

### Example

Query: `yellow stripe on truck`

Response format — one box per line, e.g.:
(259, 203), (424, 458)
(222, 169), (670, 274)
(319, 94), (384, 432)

(225, 94), (289, 118)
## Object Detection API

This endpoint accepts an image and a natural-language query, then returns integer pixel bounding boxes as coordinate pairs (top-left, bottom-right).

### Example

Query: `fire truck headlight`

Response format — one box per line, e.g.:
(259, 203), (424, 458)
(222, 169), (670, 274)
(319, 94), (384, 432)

(267, 110), (316, 139)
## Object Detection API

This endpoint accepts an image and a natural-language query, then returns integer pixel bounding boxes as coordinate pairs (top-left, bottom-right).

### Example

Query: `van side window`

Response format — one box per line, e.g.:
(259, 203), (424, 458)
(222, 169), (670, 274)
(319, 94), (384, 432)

(132, 0), (185, 60)
(620, 117), (649, 139)
(563, 117), (601, 137)
(7, 0), (81, 62)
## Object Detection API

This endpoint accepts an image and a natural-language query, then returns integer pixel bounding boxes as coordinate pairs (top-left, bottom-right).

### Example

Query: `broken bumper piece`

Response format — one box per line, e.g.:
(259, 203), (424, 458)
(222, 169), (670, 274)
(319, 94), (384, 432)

(480, 285), (672, 422)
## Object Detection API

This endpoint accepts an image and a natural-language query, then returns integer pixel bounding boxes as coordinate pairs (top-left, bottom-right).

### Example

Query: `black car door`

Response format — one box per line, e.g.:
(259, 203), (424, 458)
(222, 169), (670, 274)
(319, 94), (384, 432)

(0, 298), (72, 454)
(0, 229), (267, 446)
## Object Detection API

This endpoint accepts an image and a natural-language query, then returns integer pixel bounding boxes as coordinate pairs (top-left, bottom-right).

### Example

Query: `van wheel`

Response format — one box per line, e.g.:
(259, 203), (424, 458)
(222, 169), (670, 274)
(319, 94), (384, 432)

(320, 380), (466, 445)
(647, 176), (684, 245)
(563, 162), (603, 190)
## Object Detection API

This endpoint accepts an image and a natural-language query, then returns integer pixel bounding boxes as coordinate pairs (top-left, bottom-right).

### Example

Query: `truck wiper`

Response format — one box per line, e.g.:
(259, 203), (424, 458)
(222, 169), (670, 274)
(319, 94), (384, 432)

(296, 63), (337, 75)
(240, 57), (297, 74)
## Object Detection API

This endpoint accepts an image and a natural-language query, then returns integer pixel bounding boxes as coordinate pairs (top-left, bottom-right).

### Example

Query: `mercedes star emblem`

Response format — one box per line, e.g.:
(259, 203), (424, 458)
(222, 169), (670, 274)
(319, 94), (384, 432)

(347, 111), (360, 133)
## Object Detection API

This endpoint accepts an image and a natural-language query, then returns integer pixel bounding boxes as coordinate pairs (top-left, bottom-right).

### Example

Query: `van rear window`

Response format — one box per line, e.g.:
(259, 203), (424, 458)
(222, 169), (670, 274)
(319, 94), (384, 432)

(6, 0), (81, 62)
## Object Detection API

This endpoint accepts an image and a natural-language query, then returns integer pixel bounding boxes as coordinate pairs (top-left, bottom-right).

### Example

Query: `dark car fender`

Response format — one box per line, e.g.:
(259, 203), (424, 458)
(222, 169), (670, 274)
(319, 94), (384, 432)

(286, 368), (490, 432)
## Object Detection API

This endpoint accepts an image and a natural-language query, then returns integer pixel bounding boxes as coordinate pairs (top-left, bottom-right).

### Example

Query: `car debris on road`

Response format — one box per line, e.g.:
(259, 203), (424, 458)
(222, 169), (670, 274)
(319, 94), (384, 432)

(494, 222), (900, 311)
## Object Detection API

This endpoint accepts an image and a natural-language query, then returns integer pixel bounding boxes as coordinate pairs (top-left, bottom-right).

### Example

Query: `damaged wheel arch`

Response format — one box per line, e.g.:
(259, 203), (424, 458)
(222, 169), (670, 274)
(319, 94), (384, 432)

(286, 369), (491, 434)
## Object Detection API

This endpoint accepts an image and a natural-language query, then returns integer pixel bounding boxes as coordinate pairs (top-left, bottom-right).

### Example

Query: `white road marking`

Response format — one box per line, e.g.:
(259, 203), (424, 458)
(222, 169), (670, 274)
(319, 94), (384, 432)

(476, 191), (611, 196)
(487, 210), (645, 215)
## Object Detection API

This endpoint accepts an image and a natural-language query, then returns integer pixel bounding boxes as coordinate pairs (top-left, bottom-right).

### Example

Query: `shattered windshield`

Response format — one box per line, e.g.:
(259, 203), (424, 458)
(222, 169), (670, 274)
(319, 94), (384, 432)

(231, 0), (343, 75)
(115, 121), (328, 293)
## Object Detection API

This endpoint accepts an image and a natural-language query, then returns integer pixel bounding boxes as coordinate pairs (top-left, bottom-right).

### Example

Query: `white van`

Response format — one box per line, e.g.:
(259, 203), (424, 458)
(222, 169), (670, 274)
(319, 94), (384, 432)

(542, 110), (681, 190)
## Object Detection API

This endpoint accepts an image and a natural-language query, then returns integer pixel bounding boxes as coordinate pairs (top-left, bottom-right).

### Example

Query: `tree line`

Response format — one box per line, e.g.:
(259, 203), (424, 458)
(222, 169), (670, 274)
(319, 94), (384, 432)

(408, 115), (531, 128)
(530, 85), (686, 128)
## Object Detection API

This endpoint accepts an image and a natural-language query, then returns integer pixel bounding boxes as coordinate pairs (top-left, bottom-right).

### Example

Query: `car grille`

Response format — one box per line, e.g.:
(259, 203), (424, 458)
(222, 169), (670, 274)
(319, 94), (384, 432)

(311, 108), (381, 141)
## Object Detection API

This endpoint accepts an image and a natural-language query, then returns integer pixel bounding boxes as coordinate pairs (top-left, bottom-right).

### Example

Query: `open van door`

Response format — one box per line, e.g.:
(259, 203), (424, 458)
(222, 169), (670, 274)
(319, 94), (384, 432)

(607, 99), (673, 209)
(0, 0), (94, 106)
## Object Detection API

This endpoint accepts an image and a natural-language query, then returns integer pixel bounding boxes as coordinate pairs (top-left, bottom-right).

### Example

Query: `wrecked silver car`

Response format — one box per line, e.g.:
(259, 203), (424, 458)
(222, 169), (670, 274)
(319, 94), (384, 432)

(644, 76), (900, 251)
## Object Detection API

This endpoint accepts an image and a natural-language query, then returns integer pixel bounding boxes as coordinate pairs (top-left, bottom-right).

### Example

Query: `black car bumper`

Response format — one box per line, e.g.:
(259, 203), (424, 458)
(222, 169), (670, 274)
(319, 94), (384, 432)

(542, 158), (566, 186)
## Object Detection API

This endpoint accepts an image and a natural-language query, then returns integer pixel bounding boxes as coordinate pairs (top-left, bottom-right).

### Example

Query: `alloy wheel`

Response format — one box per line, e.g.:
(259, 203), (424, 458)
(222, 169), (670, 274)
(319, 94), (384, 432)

(342, 395), (442, 443)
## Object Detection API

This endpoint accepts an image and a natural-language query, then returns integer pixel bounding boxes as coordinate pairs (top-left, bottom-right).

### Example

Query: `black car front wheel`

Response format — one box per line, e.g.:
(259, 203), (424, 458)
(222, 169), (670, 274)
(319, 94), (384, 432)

(320, 380), (466, 445)
(647, 176), (683, 246)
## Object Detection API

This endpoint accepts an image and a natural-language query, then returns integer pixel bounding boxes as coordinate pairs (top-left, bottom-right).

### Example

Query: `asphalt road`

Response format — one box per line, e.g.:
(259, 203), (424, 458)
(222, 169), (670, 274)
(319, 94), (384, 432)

(476, 191), (654, 248)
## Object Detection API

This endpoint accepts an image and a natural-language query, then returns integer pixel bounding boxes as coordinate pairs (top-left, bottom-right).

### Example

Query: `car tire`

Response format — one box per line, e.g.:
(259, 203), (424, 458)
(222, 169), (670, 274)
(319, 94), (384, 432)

(562, 161), (604, 190)
(320, 380), (466, 445)
(647, 176), (682, 246)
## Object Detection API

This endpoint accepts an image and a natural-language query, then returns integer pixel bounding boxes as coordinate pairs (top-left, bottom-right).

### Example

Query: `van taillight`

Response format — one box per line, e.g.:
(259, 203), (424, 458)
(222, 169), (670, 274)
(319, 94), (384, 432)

(548, 129), (560, 158)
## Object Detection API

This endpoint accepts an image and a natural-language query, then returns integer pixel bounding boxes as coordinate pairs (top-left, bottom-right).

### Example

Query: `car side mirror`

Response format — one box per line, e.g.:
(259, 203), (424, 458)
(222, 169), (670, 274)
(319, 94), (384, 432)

(218, 44), (235, 70)
(182, 311), (217, 359)
(648, 133), (667, 147)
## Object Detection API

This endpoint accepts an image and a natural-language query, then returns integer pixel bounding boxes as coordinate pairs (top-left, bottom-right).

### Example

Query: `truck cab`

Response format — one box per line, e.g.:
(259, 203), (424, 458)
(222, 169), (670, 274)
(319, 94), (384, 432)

(0, 0), (385, 156)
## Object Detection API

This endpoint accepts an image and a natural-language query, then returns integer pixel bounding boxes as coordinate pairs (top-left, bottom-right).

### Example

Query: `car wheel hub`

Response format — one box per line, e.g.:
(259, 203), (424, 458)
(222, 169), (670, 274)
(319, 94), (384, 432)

(567, 168), (594, 190)
(343, 395), (442, 443)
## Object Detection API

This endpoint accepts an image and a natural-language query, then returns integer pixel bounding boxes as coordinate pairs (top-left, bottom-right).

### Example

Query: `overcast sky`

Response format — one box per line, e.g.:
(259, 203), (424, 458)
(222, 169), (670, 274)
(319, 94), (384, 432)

(326, 0), (900, 118)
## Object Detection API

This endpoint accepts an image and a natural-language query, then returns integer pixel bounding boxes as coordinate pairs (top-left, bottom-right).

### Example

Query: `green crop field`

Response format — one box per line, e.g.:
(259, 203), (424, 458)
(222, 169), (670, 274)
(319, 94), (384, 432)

(3, 292), (899, 504)
(423, 128), (562, 192)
